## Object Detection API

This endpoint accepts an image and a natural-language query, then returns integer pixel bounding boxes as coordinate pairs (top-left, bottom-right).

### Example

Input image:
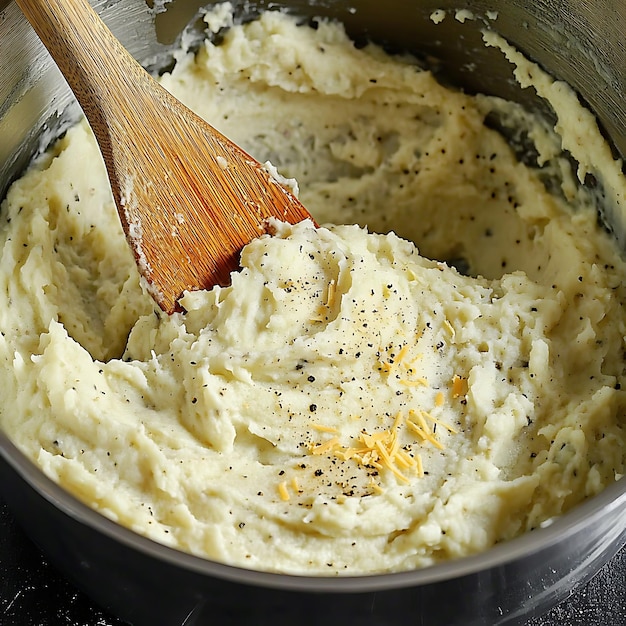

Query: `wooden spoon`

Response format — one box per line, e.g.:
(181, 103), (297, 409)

(16, 0), (314, 314)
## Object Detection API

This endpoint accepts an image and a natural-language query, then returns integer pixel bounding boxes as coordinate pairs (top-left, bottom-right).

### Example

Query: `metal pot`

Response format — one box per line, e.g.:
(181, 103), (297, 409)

(1, 1), (625, 625)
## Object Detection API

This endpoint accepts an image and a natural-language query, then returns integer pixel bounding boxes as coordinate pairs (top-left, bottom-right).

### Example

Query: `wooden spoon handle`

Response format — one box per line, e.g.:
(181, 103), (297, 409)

(16, 0), (313, 313)
(15, 0), (150, 156)
(15, 0), (199, 233)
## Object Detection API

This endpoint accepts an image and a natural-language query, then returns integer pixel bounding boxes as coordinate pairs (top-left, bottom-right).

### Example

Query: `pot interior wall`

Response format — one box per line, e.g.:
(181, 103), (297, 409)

(151, 0), (626, 162)
(2, 0), (625, 239)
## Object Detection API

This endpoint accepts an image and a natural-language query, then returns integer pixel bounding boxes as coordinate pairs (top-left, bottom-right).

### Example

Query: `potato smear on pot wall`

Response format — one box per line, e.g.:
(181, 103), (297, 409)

(0, 5), (625, 574)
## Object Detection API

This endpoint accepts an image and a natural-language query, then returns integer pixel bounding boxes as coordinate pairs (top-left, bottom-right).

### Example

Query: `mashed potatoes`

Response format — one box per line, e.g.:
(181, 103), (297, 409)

(1, 7), (625, 574)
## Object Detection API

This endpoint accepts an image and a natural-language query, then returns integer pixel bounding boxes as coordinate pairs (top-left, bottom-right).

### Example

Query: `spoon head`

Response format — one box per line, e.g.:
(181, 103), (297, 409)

(108, 89), (314, 314)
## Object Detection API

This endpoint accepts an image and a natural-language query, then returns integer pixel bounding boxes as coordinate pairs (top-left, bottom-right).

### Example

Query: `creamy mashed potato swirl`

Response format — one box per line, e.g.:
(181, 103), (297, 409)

(1, 7), (625, 574)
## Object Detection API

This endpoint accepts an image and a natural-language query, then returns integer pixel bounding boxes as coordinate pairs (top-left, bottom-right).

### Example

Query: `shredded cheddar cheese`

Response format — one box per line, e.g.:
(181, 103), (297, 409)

(310, 279), (338, 322)
(379, 344), (430, 389)
(278, 481), (290, 501)
(416, 454), (424, 478)
(310, 423), (339, 433)
(368, 476), (385, 495)
(291, 475), (302, 494)
(444, 319), (456, 339)
(327, 279), (337, 308)
(309, 436), (341, 455)
(396, 344), (410, 363)
(377, 360), (394, 375)
(406, 412), (445, 450)
(452, 375), (468, 398)
(399, 377), (429, 387)
(423, 411), (459, 435)
(310, 405), (457, 489)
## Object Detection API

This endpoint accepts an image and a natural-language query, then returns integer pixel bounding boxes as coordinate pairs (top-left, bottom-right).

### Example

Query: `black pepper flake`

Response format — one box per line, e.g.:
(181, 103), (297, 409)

(309, 403), (317, 412)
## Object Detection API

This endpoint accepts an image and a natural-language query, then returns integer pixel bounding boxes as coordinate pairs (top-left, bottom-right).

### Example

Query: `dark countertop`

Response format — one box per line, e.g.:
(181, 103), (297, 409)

(1, 496), (625, 626)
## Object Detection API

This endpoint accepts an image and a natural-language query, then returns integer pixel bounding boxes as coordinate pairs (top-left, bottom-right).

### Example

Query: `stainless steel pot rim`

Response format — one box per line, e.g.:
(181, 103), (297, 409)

(2, 429), (625, 593)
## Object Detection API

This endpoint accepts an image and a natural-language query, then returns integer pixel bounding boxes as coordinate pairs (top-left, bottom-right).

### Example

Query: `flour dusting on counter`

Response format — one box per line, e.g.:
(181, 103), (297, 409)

(0, 5), (625, 574)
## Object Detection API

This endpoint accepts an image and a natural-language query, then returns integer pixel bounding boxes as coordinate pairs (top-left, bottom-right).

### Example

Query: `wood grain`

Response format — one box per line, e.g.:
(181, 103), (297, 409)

(15, 0), (314, 313)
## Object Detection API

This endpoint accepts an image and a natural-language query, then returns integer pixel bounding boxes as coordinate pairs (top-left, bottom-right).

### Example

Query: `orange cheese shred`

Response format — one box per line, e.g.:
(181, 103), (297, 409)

(309, 436), (341, 455)
(416, 454), (424, 478)
(306, 379), (459, 489)
(452, 375), (468, 398)
(310, 423), (339, 433)
(423, 410), (458, 434)
(399, 377), (429, 387)
(327, 279), (337, 308)
(291, 476), (302, 494)
(278, 481), (290, 501)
